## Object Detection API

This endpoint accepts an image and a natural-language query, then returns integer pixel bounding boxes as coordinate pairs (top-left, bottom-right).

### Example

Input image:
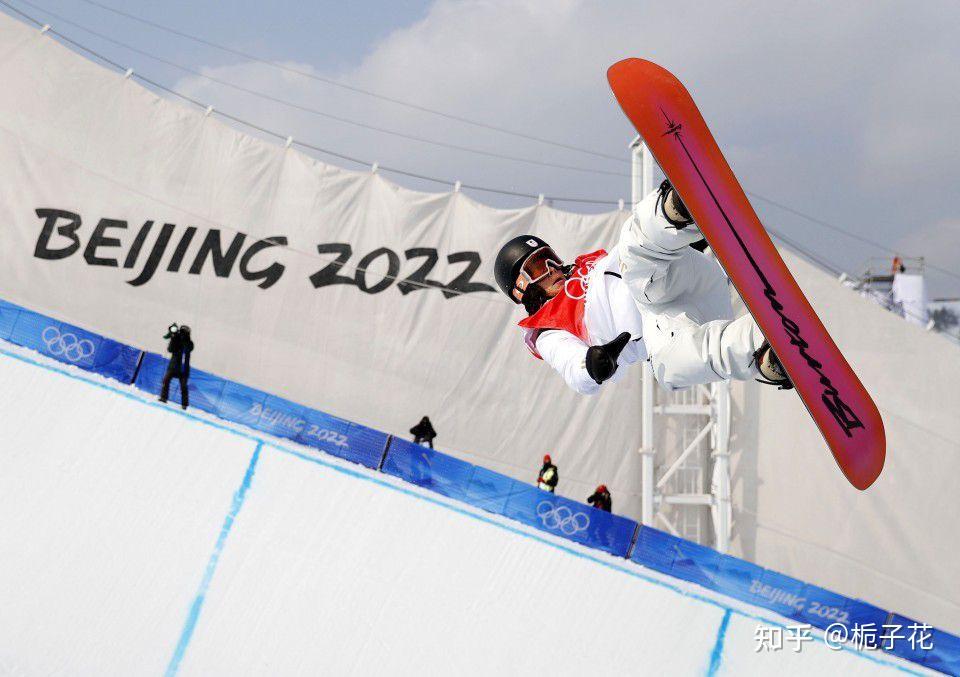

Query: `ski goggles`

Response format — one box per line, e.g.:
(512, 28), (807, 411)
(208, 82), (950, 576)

(519, 247), (563, 285)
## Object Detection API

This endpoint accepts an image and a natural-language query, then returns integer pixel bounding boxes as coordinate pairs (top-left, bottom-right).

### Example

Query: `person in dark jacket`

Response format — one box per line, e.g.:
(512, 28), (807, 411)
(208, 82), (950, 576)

(587, 484), (612, 512)
(410, 416), (437, 449)
(537, 454), (559, 493)
(159, 323), (193, 409)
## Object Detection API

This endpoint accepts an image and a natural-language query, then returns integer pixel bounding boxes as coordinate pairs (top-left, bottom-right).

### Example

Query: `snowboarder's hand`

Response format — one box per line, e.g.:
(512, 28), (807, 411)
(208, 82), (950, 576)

(585, 332), (632, 385)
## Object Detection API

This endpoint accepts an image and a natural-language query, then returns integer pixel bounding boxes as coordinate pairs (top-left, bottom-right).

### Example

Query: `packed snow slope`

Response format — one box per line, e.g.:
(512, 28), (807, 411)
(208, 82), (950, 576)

(0, 347), (918, 675)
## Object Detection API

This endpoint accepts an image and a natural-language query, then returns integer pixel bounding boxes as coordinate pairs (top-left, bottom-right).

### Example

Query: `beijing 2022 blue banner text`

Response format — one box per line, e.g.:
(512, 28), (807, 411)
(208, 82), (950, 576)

(135, 352), (386, 468)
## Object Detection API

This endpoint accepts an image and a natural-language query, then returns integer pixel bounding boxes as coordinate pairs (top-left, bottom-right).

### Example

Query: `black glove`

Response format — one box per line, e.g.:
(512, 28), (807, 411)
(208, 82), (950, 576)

(585, 332), (632, 385)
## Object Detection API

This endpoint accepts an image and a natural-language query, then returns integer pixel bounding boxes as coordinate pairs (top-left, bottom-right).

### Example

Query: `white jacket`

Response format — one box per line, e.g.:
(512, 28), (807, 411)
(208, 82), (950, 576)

(527, 188), (763, 394)
(532, 252), (646, 395)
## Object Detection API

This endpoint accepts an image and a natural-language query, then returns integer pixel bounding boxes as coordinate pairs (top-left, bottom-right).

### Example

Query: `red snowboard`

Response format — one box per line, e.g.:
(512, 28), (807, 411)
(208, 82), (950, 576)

(608, 58), (885, 490)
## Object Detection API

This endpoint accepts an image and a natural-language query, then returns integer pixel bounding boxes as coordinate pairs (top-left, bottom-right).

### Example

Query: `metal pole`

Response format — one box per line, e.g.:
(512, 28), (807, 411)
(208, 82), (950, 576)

(631, 136), (657, 527)
(641, 368), (655, 526)
(712, 380), (731, 553)
(642, 143), (654, 196)
(656, 421), (714, 490)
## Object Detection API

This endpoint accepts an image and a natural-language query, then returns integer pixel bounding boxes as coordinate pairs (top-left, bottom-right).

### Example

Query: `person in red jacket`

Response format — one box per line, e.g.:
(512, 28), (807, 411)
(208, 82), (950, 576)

(537, 454), (559, 493)
(587, 485), (612, 512)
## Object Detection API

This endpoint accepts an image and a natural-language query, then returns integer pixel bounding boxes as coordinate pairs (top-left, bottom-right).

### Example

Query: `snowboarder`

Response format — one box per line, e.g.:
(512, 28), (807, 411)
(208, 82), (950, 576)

(537, 454), (559, 493)
(159, 323), (193, 409)
(494, 180), (790, 394)
(587, 485), (612, 512)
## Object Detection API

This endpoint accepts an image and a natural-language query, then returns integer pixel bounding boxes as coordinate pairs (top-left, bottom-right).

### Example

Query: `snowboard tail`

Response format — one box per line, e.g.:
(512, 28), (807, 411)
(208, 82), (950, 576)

(607, 58), (884, 490)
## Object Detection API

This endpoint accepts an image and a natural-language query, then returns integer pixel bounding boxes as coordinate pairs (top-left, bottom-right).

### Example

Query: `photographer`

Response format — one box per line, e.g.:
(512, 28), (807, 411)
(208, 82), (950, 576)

(158, 323), (194, 410)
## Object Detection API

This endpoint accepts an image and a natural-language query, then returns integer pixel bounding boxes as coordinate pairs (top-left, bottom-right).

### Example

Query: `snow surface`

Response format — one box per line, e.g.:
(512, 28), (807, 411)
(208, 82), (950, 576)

(0, 345), (924, 675)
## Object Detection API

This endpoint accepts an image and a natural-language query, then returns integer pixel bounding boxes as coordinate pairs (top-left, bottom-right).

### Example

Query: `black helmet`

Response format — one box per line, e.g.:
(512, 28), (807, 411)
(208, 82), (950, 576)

(494, 235), (555, 304)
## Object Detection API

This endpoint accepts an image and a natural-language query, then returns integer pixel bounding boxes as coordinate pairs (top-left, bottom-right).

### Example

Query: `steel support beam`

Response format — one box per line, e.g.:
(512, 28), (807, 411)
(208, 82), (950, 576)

(630, 137), (734, 549)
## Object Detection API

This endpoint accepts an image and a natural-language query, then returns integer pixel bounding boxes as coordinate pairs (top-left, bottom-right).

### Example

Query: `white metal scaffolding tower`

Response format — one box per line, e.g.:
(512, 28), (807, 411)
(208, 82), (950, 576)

(630, 137), (733, 553)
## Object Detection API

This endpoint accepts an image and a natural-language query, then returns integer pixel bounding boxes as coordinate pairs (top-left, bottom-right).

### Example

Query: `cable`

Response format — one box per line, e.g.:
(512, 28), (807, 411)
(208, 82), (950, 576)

(71, 0), (631, 165)
(765, 226), (936, 326)
(26, 1), (956, 281)
(748, 191), (960, 284)
(765, 226), (845, 277)
(48, 0), (960, 284)
(3, 1), (953, 299)
(0, 30), (941, 334)
(11, 0), (632, 180)
(0, 1), (624, 206)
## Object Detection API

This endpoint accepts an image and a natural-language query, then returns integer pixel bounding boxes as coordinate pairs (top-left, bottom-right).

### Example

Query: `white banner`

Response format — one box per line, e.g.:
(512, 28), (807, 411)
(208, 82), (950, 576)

(0, 13), (644, 514)
(5, 11), (960, 634)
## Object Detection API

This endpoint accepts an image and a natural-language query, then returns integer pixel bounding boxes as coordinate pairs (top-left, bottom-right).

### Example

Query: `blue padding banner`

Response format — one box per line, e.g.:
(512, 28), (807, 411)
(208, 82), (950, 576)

(134, 352), (225, 413)
(631, 527), (887, 633)
(501, 483), (637, 558)
(463, 466), (514, 514)
(0, 299), (19, 337)
(217, 383), (309, 442)
(134, 352), (386, 468)
(882, 613), (960, 674)
(294, 407), (387, 469)
(0, 300), (141, 382)
(381, 438), (475, 498)
(923, 628), (960, 675)
(382, 439), (636, 557)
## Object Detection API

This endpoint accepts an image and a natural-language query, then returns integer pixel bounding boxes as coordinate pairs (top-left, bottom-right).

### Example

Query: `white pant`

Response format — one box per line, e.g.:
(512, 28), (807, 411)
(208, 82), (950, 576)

(617, 189), (763, 390)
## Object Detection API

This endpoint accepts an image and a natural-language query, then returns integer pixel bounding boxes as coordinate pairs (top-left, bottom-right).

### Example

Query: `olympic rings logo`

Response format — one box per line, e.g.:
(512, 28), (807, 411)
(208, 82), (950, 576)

(41, 326), (95, 363)
(563, 259), (597, 300)
(536, 501), (590, 535)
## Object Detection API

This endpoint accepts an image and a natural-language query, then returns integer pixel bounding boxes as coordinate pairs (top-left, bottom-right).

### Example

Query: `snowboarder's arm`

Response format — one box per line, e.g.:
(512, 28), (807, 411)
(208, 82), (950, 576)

(534, 330), (600, 395)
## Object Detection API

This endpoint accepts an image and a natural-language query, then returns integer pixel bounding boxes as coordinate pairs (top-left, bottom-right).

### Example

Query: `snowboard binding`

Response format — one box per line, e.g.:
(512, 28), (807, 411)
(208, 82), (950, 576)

(752, 341), (794, 390)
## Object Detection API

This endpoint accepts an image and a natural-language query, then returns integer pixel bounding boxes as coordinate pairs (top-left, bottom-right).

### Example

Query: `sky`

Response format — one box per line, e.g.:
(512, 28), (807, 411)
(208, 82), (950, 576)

(4, 0), (960, 297)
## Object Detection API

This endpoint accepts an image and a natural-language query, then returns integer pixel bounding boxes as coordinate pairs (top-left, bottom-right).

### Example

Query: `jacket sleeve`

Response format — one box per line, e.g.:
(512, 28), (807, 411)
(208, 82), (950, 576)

(534, 330), (600, 396)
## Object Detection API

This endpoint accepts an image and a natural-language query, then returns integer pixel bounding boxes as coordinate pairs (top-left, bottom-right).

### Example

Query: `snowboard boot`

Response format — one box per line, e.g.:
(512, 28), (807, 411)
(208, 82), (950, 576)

(622, 179), (704, 260)
(752, 341), (794, 390)
(657, 179), (695, 228)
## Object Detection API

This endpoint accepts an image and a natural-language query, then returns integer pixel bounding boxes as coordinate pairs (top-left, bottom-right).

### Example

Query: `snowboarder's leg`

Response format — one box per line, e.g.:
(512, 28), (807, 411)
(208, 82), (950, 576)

(619, 184), (767, 389)
(644, 311), (764, 389)
(619, 182), (779, 389)
(617, 181), (705, 306)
